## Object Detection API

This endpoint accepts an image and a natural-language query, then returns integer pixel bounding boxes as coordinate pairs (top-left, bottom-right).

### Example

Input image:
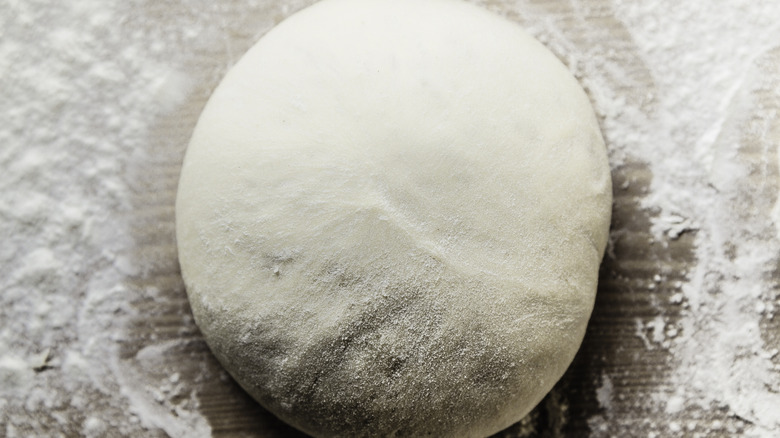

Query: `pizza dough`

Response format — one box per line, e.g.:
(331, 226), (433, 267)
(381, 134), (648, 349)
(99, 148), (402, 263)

(175, 0), (612, 436)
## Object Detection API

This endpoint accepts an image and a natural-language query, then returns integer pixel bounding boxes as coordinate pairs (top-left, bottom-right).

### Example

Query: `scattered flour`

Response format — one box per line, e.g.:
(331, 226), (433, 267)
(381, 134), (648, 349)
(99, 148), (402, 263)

(608, 0), (780, 435)
(1, 0), (779, 436)
(585, 371), (614, 437)
(0, 0), (223, 435)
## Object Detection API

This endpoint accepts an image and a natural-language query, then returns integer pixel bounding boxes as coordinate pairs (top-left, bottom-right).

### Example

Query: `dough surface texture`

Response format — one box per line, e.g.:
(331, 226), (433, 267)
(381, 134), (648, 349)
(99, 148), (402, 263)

(176, 0), (612, 436)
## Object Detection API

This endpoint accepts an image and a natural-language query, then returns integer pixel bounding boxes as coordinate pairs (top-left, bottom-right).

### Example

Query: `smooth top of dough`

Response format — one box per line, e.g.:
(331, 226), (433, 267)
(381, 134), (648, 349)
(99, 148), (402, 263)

(176, 0), (612, 436)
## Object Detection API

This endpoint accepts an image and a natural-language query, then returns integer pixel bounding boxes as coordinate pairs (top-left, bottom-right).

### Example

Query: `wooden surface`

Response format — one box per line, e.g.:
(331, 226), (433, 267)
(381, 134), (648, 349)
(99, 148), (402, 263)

(4, 0), (778, 436)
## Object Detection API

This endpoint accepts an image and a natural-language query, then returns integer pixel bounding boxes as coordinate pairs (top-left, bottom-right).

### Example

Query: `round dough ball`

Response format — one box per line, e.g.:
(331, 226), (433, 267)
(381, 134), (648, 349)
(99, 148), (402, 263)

(176, 0), (611, 436)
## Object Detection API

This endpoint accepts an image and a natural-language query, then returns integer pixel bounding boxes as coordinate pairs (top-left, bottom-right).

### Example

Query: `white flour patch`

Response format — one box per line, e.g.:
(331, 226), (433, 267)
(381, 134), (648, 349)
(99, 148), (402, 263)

(608, 0), (780, 434)
(0, 0), (212, 435)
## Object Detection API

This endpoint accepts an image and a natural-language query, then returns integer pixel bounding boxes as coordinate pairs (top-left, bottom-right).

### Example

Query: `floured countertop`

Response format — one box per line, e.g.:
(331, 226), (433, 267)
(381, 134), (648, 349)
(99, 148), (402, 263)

(1, 0), (779, 437)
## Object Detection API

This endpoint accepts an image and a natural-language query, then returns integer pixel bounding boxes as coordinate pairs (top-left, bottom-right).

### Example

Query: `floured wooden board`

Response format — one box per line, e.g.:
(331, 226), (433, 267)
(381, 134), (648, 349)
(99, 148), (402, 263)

(1, 0), (778, 437)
